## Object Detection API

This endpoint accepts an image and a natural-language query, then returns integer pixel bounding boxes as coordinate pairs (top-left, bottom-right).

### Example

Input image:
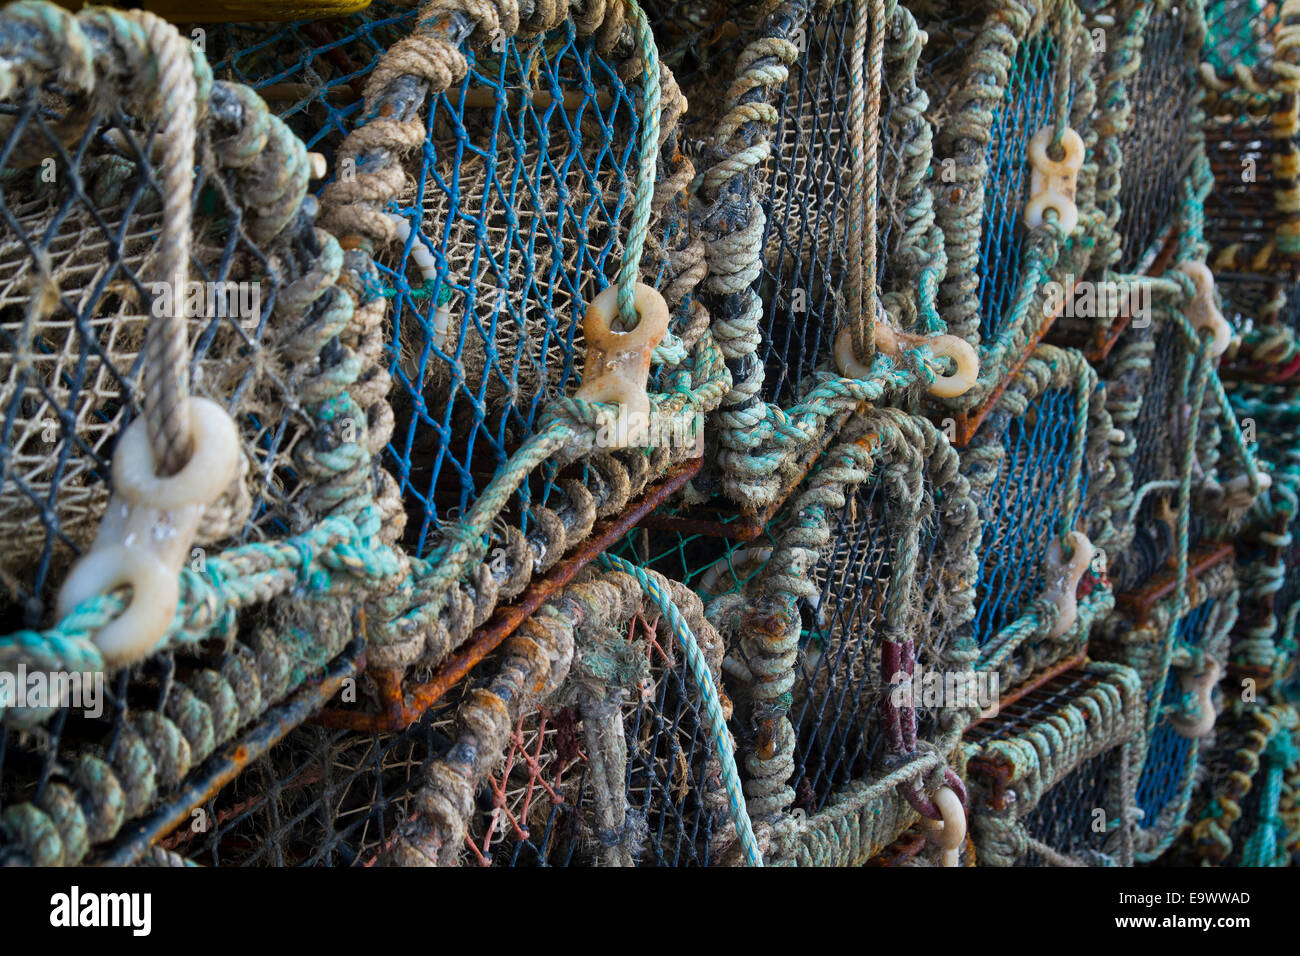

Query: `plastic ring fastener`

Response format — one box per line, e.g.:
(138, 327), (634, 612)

(56, 398), (241, 667)
(919, 785), (966, 867)
(834, 323), (979, 398)
(1041, 530), (1095, 639)
(1171, 658), (1221, 739)
(1025, 126), (1084, 237)
(1176, 261), (1233, 359)
(575, 282), (669, 448)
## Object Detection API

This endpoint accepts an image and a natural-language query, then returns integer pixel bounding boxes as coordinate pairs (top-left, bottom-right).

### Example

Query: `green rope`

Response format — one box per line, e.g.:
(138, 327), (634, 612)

(601, 552), (763, 867)
(615, 0), (660, 332)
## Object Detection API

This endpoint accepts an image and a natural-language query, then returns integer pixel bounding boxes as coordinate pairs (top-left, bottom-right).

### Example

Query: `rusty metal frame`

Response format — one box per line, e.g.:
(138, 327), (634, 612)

(1114, 541), (1234, 629)
(312, 456), (703, 731)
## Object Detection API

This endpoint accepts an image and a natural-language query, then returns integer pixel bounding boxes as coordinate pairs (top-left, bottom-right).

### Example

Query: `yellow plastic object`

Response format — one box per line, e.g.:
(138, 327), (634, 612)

(57, 0), (373, 23)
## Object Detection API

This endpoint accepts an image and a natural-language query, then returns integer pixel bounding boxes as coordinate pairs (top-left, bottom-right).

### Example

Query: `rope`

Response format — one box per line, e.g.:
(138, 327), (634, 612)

(138, 11), (200, 477)
(601, 552), (763, 867)
(615, 0), (660, 332)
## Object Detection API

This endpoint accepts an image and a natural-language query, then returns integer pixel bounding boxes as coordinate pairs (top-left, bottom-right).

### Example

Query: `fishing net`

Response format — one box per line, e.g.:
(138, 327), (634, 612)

(0, 2), (384, 866)
(919, 0), (1099, 410)
(959, 345), (1118, 689)
(1217, 276), (1300, 378)
(1093, 558), (1238, 860)
(964, 660), (1143, 866)
(1201, 0), (1300, 278)
(706, 407), (980, 862)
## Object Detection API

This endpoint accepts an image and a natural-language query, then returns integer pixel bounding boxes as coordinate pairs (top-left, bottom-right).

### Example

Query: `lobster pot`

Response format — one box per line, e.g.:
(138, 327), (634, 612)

(1100, 280), (1233, 594)
(0, 4), (371, 866)
(964, 661), (1143, 866)
(713, 408), (981, 861)
(164, 565), (742, 867)
(372, 20), (699, 554)
(1093, 558), (1238, 861)
(960, 346), (1119, 689)
(196, 1), (419, 160)
(1174, 698), (1299, 865)
(919, 0), (1098, 406)
(687, 0), (953, 512)
(1201, 0), (1300, 279)
(1088, 0), (1206, 283)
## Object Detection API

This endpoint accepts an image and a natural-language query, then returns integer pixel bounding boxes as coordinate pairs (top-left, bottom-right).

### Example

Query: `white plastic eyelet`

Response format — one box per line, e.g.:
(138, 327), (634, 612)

(835, 323), (979, 398)
(919, 785), (966, 867)
(1176, 261), (1232, 359)
(1041, 530), (1094, 639)
(575, 282), (669, 448)
(1171, 658), (1221, 739)
(56, 398), (241, 667)
(1025, 126), (1084, 237)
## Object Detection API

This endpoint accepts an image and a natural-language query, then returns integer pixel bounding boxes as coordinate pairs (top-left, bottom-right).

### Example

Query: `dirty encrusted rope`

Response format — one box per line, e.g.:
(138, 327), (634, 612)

(602, 553), (761, 866)
(701, 0), (949, 509)
(844, 0), (885, 363)
(964, 661), (1143, 866)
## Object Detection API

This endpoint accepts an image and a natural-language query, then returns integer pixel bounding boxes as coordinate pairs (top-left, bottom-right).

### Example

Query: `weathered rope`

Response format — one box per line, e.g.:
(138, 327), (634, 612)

(602, 553), (762, 866)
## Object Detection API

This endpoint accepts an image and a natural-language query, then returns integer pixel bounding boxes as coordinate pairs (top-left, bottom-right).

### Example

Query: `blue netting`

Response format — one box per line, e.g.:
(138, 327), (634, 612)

(380, 22), (679, 556)
(979, 33), (1065, 341)
(972, 387), (1090, 647)
(1134, 598), (1218, 821)
(203, 3), (418, 157)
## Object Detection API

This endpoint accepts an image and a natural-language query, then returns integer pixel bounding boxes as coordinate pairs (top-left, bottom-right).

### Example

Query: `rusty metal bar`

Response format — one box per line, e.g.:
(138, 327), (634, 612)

(964, 651), (1089, 734)
(1115, 542), (1234, 628)
(311, 456), (703, 732)
(99, 637), (365, 866)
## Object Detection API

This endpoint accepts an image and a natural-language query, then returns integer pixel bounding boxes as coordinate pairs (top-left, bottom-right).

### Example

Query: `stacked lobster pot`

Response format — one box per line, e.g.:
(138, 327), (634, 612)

(963, 660), (1144, 866)
(916, 0), (1099, 430)
(282, 0), (733, 735)
(1201, 0), (1300, 281)
(0, 2), (384, 865)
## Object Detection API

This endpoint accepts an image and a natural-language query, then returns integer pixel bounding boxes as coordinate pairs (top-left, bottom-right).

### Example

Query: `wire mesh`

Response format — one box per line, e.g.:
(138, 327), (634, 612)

(0, 84), (314, 624)
(1112, 7), (1197, 274)
(784, 465), (949, 812)
(380, 21), (691, 556)
(970, 387), (1091, 648)
(1017, 749), (1118, 865)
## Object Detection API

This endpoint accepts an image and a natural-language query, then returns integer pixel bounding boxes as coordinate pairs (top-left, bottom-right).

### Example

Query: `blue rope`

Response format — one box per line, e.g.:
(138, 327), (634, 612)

(601, 552), (763, 866)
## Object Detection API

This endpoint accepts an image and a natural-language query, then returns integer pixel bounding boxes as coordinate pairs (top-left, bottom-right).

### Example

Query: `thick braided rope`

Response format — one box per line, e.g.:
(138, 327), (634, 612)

(136, 11), (199, 477)
(965, 661), (1142, 866)
(602, 553), (762, 866)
